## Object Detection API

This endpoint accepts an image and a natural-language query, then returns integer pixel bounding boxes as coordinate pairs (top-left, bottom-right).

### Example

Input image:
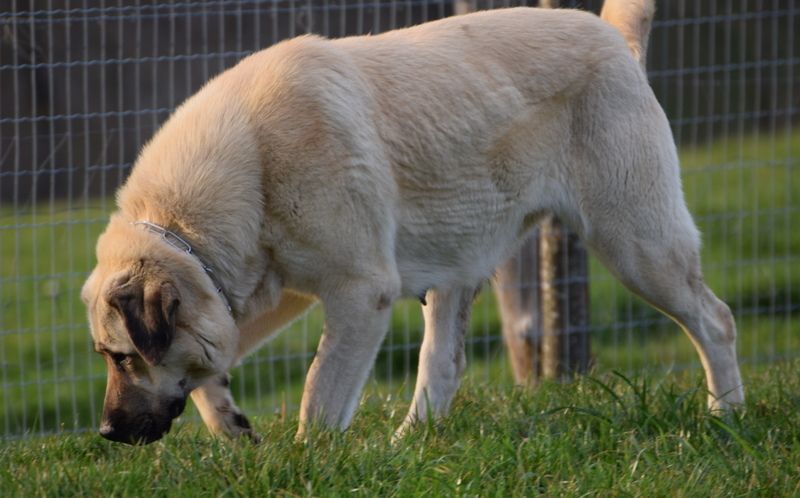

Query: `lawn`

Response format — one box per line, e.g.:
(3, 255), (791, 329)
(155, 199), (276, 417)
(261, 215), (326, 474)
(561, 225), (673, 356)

(1, 128), (798, 439)
(1, 360), (799, 496)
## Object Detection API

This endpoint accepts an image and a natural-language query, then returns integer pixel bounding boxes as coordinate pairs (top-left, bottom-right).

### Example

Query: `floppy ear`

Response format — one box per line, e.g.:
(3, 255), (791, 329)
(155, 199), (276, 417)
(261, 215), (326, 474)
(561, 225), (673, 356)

(107, 275), (181, 366)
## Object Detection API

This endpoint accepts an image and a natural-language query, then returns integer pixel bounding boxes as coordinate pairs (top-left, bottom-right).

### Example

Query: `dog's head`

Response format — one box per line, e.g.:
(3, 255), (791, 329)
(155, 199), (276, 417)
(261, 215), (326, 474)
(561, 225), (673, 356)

(82, 216), (238, 444)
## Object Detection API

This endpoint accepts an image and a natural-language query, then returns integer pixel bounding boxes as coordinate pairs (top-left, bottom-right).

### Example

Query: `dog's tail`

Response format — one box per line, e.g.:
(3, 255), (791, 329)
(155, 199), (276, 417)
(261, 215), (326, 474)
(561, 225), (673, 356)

(599, 0), (655, 70)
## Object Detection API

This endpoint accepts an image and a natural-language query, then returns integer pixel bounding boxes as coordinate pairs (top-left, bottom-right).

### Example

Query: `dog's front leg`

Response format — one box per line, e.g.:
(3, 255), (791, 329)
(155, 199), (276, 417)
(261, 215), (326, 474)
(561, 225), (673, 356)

(191, 373), (259, 442)
(297, 278), (398, 438)
(395, 286), (478, 437)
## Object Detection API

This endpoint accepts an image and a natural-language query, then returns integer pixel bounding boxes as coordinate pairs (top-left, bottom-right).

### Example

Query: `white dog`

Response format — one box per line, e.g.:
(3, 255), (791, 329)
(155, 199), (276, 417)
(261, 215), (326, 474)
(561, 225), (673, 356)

(81, 0), (743, 444)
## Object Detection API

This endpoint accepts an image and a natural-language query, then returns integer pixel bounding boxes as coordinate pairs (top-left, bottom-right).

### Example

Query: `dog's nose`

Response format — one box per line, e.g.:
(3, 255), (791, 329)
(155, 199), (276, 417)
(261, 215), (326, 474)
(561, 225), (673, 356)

(99, 420), (127, 443)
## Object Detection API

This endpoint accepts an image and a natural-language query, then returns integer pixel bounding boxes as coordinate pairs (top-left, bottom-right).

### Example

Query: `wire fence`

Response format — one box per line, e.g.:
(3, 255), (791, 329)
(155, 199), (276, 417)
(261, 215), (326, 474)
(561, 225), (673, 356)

(0, 0), (797, 439)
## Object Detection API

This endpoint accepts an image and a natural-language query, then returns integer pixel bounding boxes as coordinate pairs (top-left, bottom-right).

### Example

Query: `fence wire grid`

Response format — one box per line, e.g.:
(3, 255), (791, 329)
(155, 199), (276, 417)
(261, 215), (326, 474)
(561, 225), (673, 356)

(0, 0), (797, 438)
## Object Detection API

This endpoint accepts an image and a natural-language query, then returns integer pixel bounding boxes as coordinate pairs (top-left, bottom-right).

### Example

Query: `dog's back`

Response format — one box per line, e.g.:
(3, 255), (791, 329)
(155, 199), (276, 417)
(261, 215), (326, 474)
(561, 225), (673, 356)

(120, 5), (661, 295)
(315, 7), (659, 290)
(134, 6), (660, 294)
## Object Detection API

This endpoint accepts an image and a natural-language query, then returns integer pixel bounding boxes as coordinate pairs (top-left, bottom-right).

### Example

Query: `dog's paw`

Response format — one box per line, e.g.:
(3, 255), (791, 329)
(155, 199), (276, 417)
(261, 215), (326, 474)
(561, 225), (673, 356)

(242, 428), (262, 444)
(391, 417), (423, 444)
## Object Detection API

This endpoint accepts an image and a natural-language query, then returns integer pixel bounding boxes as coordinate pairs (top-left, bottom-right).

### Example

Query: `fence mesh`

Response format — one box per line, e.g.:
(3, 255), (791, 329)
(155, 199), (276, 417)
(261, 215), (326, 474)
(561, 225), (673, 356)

(0, 0), (797, 438)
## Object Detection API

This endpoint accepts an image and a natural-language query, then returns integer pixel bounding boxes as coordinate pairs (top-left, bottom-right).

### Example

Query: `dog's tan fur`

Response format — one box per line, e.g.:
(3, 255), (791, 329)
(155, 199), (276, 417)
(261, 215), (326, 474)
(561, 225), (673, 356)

(82, 1), (743, 444)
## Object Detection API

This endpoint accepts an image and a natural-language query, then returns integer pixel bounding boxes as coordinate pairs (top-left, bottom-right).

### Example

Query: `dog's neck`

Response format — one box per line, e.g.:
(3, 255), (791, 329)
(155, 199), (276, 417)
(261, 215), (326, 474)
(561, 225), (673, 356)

(130, 220), (234, 316)
(116, 209), (282, 323)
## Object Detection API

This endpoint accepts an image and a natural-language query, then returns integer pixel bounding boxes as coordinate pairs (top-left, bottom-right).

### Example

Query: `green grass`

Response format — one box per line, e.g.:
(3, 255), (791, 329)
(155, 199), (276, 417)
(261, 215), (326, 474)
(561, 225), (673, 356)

(1, 128), (798, 437)
(1, 360), (799, 496)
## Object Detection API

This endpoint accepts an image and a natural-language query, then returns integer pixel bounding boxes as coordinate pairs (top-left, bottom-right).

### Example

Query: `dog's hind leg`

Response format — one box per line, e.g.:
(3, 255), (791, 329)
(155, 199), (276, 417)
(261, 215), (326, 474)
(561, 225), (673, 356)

(492, 240), (540, 386)
(395, 285), (479, 437)
(191, 373), (259, 442)
(563, 78), (744, 409)
(583, 197), (744, 410)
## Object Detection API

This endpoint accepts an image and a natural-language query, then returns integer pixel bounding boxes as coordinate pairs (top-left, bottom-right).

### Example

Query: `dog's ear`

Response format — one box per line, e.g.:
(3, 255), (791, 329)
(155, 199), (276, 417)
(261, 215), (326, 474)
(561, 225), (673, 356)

(107, 275), (181, 366)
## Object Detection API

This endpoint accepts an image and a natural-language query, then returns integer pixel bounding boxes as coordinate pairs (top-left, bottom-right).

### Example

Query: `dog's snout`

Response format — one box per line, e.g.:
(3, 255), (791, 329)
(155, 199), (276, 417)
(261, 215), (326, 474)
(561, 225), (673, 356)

(98, 410), (170, 445)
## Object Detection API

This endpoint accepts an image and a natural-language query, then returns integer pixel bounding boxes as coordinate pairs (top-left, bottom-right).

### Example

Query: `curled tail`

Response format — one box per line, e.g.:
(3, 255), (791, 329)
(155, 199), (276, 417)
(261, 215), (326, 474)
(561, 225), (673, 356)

(600, 0), (655, 70)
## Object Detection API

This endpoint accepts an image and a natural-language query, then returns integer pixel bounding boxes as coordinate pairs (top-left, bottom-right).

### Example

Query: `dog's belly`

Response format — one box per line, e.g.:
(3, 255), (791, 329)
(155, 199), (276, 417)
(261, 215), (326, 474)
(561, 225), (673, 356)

(394, 192), (529, 297)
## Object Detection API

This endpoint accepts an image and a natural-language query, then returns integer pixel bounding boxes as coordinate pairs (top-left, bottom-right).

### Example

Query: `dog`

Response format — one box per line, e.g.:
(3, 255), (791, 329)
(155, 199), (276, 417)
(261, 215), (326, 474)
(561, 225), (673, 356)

(81, 0), (744, 445)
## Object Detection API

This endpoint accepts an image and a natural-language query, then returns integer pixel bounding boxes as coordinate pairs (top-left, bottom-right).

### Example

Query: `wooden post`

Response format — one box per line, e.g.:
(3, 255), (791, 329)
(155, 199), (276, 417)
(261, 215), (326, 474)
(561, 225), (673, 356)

(539, 217), (561, 379)
(538, 216), (590, 379)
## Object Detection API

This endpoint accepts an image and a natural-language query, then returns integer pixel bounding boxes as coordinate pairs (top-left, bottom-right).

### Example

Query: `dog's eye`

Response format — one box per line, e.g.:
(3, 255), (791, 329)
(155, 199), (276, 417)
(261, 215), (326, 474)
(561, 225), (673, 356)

(108, 352), (135, 373)
(110, 352), (127, 364)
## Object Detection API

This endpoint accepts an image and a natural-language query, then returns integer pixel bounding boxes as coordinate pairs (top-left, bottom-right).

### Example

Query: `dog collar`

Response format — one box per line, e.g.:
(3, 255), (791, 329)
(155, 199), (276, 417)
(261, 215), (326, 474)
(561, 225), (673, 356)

(132, 220), (234, 315)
